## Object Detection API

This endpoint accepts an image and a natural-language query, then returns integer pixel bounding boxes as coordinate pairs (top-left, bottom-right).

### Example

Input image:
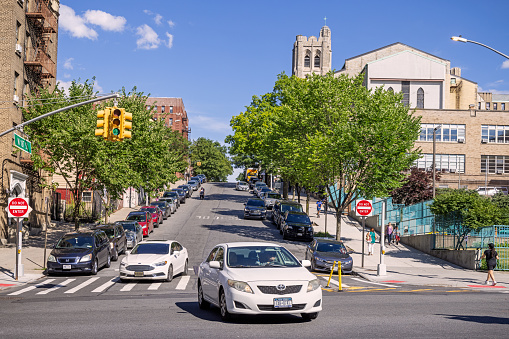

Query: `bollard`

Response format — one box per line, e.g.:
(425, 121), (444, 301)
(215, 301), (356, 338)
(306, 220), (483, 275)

(337, 261), (343, 292)
(326, 261), (336, 288)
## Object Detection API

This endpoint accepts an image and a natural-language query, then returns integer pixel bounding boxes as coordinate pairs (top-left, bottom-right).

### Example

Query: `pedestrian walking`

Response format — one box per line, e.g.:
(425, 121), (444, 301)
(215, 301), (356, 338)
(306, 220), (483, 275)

(365, 228), (377, 255)
(386, 222), (393, 246)
(316, 200), (322, 218)
(393, 225), (400, 245)
(481, 243), (499, 286)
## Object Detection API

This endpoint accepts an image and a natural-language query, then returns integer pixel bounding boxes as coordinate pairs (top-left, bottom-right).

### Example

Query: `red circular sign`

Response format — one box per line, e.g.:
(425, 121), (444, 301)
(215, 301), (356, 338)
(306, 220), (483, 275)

(8, 198), (29, 218)
(356, 200), (373, 216)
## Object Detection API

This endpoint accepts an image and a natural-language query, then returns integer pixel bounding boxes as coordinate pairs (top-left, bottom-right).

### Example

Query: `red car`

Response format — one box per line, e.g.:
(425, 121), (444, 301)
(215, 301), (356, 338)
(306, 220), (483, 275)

(126, 211), (154, 236)
(140, 206), (163, 227)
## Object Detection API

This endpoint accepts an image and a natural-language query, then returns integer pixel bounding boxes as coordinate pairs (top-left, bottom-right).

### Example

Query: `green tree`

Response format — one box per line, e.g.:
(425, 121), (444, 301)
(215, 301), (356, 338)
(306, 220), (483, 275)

(190, 138), (232, 182)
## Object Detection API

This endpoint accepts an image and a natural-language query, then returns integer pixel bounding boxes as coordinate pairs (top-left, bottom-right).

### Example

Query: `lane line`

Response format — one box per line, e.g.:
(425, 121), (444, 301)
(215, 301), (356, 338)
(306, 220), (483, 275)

(346, 288), (396, 292)
(321, 277), (349, 288)
(65, 277), (100, 294)
(148, 282), (162, 290)
(91, 277), (119, 293)
(176, 276), (191, 290)
(120, 282), (137, 291)
(351, 277), (400, 287)
(8, 279), (55, 296)
(36, 279), (75, 295)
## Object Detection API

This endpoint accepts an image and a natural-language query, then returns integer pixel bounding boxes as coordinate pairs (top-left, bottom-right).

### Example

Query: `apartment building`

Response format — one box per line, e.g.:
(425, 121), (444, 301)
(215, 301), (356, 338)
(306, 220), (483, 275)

(145, 97), (190, 140)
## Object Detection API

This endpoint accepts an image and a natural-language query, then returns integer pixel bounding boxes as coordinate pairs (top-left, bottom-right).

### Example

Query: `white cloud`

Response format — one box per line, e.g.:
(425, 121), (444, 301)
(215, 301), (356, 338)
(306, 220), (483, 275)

(193, 115), (231, 133)
(165, 32), (174, 48)
(57, 80), (73, 95)
(64, 73), (71, 79)
(59, 5), (98, 40)
(168, 20), (176, 28)
(63, 57), (74, 70)
(502, 60), (509, 69)
(136, 24), (160, 49)
(93, 80), (103, 94)
(143, 9), (153, 15)
(154, 14), (163, 25)
(84, 10), (126, 32)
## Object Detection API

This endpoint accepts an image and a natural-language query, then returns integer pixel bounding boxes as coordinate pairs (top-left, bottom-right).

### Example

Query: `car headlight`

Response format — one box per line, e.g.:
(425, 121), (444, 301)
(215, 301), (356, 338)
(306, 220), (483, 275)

(287, 225), (293, 230)
(47, 254), (56, 262)
(307, 278), (321, 292)
(153, 261), (168, 267)
(315, 257), (327, 263)
(80, 254), (92, 262)
(227, 279), (253, 294)
(120, 261), (127, 267)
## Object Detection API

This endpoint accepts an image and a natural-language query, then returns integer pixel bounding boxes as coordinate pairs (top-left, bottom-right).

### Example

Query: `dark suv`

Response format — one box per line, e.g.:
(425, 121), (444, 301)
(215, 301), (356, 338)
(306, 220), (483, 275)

(47, 230), (111, 275)
(92, 224), (127, 261)
(244, 198), (267, 219)
(171, 188), (187, 204)
(272, 200), (304, 230)
(162, 191), (180, 208)
(280, 211), (314, 241)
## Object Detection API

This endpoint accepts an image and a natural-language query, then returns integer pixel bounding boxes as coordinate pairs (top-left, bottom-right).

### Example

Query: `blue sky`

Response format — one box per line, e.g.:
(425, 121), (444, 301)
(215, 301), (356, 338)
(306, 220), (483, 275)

(58, 0), (509, 147)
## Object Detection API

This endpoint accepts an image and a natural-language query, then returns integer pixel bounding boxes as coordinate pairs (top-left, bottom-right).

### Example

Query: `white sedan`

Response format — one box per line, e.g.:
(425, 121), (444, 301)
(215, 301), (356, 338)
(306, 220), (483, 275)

(197, 242), (322, 321)
(119, 240), (188, 282)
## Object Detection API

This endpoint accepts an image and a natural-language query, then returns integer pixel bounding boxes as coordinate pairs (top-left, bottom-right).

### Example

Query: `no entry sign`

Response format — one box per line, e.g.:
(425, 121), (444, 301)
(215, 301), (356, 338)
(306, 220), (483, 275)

(6, 197), (32, 218)
(356, 199), (373, 217)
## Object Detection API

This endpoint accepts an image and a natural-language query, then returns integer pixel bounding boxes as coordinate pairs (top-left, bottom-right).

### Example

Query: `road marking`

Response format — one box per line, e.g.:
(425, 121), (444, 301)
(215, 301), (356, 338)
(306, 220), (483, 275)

(8, 279), (55, 296)
(346, 288), (396, 292)
(396, 289), (432, 292)
(343, 286), (373, 290)
(176, 276), (191, 290)
(351, 277), (400, 287)
(36, 279), (75, 295)
(91, 277), (119, 293)
(65, 277), (100, 294)
(120, 282), (137, 291)
(321, 278), (349, 288)
(148, 282), (162, 290)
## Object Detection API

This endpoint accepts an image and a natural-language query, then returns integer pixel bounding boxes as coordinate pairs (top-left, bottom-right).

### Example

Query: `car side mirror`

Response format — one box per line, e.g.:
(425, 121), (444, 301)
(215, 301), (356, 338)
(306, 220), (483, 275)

(301, 260), (311, 268)
(209, 261), (221, 269)
(126, 250), (131, 255)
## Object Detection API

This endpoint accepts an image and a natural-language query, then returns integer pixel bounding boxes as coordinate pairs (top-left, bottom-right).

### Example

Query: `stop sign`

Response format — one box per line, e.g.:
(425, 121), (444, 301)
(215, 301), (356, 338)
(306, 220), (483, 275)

(6, 198), (31, 218)
(356, 199), (373, 217)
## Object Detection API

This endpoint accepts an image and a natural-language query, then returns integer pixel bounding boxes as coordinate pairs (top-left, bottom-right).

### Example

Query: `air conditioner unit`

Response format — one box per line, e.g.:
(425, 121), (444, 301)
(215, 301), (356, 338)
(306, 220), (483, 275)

(481, 139), (489, 144)
(457, 138), (465, 143)
(15, 44), (22, 54)
(13, 95), (19, 103)
(497, 169), (504, 174)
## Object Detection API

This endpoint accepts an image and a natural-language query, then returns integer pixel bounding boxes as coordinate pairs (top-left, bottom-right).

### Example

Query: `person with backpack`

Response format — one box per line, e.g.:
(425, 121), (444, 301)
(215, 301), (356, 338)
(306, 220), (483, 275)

(316, 200), (322, 218)
(481, 243), (499, 286)
(365, 228), (378, 255)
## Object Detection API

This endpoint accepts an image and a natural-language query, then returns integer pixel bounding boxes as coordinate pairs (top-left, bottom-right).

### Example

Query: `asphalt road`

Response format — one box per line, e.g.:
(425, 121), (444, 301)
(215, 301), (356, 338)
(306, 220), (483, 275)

(1, 182), (508, 338)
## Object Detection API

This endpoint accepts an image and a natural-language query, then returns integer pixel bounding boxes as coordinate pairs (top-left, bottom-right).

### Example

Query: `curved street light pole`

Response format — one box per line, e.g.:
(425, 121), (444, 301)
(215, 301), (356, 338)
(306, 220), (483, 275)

(451, 36), (509, 60)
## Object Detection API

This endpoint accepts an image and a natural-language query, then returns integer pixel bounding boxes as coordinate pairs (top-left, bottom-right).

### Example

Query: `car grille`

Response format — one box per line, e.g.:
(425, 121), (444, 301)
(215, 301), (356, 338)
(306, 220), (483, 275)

(257, 304), (306, 311)
(257, 285), (302, 295)
(57, 257), (79, 264)
(125, 265), (154, 271)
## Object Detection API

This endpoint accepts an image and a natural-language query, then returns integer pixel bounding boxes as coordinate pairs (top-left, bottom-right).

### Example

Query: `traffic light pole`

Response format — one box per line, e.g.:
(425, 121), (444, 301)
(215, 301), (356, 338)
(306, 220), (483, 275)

(0, 93), (119, 138)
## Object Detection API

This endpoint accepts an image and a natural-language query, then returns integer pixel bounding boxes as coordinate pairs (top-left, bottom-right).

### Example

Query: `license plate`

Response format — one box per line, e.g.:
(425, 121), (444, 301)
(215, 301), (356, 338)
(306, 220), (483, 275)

(274, 297), (292, 308)
(62, 265), (71, 270)
(134, 272), (144, 277)
(297, 233), (303, 236)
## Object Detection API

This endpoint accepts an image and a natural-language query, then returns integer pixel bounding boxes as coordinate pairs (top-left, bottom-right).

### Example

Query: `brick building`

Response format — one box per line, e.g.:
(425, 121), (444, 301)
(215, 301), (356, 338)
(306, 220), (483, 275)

(0, 0), (59, 243)
(145, 97), (190, 140)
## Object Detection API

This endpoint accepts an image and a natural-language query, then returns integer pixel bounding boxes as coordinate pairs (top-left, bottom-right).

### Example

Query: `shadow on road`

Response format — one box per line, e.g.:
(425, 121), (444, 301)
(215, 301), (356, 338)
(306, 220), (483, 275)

(436, 314), (509, 325)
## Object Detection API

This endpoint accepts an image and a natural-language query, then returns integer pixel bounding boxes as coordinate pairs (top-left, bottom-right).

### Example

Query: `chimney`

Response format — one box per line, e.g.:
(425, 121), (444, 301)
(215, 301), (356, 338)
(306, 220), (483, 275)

(451, 67), (461, 77)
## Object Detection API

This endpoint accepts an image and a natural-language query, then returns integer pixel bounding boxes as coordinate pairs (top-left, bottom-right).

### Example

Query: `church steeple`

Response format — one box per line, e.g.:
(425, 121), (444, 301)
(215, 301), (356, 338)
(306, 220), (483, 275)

(292, 25), (332, 78)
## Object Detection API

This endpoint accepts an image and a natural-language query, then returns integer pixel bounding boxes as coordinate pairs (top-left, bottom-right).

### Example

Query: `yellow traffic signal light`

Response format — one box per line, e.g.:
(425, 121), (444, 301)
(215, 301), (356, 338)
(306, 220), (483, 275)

(120, 108), (132, 139)
(95, 108), (110, 139)
(109, 107), (122, 141)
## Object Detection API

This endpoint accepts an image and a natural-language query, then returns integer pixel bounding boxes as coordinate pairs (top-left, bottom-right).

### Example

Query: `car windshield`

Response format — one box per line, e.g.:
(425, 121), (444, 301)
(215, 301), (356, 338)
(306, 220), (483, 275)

(247, 199), (264, 207)
(121, 223), (137, 232)
(255, 183), (266, 188)
(151, 202), (165, 208)
(131, 243), (169, 255)
(267, 193), (281, 199)
(56, 235), (94, 249)
(99, 228), (115, 239)
(282, 204), (303, 213)
(316, 242), (348, 254)
(226, 246), (301, 268)
(238, 181), (247, 185)
(188, 181), (197, 185)
(163, 192), (178, 198)
(286, 214), (310, 224)
(142, 207), (158, 213)
(173, 189), (184, 195)
(126, 214), (146, 222)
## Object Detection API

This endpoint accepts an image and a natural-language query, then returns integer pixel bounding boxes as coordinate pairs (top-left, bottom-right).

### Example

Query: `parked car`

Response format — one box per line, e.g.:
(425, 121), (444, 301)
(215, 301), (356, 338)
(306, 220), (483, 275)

(141, 206), (163, 227)
(476, 186), (508, 196)
(163, 191), (181, 208)
(257, 187), (272, 198)
(253, 182), (267, 196)
(236, 181), (249, 191)
(117, 221), (144, 249)
(280, 211), (314, 241)
(119, 240), (189, 282)
(197, 242), (322, 321)
(46, 230), (111, 275)
(171, 188), (187, 204)
(272, 200), (304, 230)
(305, 238), (353, 274)
(197, 174), (207, 183)
(263, 192), (281, 210)
(92, 224), (128, 261)
(178, 185), (192, 198)
(191, 176), (203, 185)
(248, 177), (260, 189)
(188, 180), (199, 191)
(244, 198), (267, 219)
(159, 197), (178, 213)
(151, 201), (171, 219)
(126, 211), (154, 236)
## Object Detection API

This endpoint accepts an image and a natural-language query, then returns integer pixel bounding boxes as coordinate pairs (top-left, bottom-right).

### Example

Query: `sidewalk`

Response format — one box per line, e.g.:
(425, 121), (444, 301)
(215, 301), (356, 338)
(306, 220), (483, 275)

(298, 195), (509, 288)
(0, 180), (187, 290)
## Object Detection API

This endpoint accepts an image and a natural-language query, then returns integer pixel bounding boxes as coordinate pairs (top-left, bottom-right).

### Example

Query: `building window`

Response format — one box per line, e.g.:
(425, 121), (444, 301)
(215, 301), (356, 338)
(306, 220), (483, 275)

(494, 103), (498, 110)
(478, 102), (481, 109)
(304, 55), (310, 68)
(417, 88), (424, 109)
(502, 103), (506, 110)
(387, 87), (394, 93)
(146, 105), (151, 110)
(450, 78), (456, 84)
(481, 155), (509, 174)
(170, 106), (173, 113)
(314, 55), (320, 68)
(82, 192), (92, 202)
(16, 21), (21, 45)
(419, 124), (465, 142)
(414, 154), (465, 173)
(402, 81), (410, 106)
(486, 102), (490, 110)
(481, 125), (509, 143)
(14, 72), (19, 97)
(169, 118), (173, 126)
(161, 106), (165, 113)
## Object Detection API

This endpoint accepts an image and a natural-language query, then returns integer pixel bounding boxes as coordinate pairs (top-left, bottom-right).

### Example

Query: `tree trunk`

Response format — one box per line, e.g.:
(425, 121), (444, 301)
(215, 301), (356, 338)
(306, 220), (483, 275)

(296, 183), (301, 203)
(72, 188), (81, 232)
(105, 193), (110, 224)
(283, 181), (289, 200)
(306, 191), (310, 215)
(335, 211), (342, 240)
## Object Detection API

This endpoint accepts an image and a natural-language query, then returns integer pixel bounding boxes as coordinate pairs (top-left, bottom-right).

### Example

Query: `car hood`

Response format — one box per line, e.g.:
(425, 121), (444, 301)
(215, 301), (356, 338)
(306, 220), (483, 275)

(286, 222), (312, 227)
(246, 205), (265, 211)
(226, 267), (315, 282)
(51, 248), (92, 256)
(315, 251), (350, 260)
(125, 254), (168, 265)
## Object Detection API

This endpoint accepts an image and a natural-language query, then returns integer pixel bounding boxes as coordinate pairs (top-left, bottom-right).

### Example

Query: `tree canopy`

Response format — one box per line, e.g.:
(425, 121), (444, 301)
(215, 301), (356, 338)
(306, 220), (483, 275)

(190, 137), (232, 182)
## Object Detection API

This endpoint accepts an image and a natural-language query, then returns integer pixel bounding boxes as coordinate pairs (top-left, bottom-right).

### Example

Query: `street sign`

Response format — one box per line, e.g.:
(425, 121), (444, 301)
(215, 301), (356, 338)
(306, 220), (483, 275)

(14, 134), (31, 154)
(356, 199), (373, 217)
(6, 197), (32, 218)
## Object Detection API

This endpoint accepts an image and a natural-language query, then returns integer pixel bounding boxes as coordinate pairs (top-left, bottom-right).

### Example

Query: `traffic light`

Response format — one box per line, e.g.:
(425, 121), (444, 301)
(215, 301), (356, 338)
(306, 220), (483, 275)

(95, 108), (110, 139)
(120, 108), (133, 139)
(109, 107), (122, 141)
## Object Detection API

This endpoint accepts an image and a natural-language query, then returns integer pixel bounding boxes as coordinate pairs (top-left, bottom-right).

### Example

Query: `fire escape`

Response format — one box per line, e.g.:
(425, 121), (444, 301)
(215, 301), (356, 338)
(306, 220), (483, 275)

(24, 0), (57, 90)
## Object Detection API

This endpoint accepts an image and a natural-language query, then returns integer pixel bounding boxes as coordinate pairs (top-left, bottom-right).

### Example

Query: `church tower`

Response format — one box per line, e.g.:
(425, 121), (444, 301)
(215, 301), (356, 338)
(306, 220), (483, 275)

(292, 26), (332, 78)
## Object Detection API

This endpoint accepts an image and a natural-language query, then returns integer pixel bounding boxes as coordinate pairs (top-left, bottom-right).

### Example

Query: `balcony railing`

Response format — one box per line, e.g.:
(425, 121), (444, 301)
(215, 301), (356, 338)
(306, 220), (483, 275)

(25, 0), (57, 33)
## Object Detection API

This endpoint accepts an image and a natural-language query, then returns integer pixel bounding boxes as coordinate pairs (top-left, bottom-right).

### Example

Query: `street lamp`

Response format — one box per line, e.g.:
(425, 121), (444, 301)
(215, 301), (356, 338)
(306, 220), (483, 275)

(432, 125), (442, 198)
(451, 36), (509, 60)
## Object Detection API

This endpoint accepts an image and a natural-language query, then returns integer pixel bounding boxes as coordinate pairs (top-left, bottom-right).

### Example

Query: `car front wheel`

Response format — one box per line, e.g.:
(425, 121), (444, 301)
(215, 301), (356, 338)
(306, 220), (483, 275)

(105, 253), (111, 268)
(112, 247), (119, 261)
(91, 259), (98, 275)
(219, 289), (231, 321)
(198, 282), (210, 309)
(165, 265), (173, 282)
